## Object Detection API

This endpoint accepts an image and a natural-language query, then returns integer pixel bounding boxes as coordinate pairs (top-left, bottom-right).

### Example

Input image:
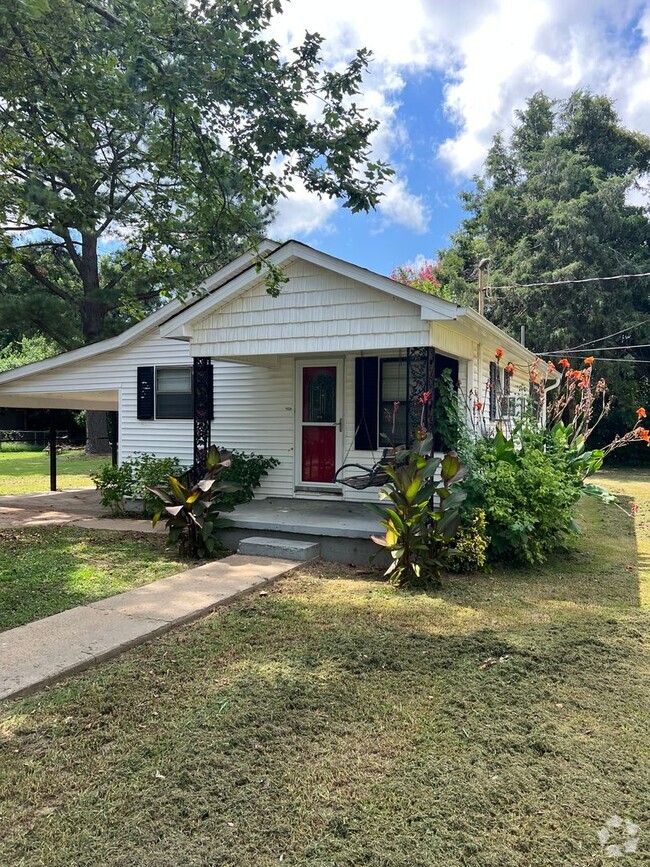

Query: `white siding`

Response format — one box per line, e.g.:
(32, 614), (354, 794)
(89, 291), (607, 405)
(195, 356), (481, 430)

(211, 358), (295, 497)
(190, 260), (431, 357)
(0, 329), (196, 466)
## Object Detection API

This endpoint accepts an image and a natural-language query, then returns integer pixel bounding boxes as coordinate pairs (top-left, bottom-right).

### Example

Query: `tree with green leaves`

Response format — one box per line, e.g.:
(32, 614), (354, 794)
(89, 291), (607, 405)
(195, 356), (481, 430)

(0, 335), (57, 373)
(438, 91), (650, 451)
(0, 0), (391, 447)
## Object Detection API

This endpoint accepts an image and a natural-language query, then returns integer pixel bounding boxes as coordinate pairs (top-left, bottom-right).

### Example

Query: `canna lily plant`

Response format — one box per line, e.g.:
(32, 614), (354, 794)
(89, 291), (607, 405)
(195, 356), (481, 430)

(370, 432), (467, 588)
(147, 445), (241, 558)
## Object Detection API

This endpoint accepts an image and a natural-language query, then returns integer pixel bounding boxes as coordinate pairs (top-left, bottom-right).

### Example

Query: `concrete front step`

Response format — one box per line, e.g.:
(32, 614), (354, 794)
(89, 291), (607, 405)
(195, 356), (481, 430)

(237, 536), (320, 561)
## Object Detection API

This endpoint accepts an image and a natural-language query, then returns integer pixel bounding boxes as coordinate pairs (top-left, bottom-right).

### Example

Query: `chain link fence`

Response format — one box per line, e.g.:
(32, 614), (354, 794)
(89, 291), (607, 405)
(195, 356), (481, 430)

(0, 430), (69, 451)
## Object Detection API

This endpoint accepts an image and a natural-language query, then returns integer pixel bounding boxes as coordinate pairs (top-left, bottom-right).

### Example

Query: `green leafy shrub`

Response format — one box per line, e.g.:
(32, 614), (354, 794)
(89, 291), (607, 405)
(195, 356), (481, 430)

(448, 509), (489, 573)
(432, 367), (467, 453)
(218, 450), (280, 508)
(148, 446), (240, 558)
(90, 462), (131, 515)
(462, 428), (583, 565)
(370, 434), (467, 588)
(91, 453), (185, 517)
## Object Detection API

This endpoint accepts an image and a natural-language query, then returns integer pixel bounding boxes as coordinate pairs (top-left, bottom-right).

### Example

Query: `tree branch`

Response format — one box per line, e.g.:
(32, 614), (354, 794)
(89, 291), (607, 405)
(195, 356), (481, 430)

(18, 257), (76, 305)
(69, 0), (123, 27)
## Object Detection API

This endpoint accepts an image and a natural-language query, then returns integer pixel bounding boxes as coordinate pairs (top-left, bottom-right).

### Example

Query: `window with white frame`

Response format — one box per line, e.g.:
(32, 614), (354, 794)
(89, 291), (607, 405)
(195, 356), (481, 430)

(379, 358), (408, 446)
(155, 367), (193, 419)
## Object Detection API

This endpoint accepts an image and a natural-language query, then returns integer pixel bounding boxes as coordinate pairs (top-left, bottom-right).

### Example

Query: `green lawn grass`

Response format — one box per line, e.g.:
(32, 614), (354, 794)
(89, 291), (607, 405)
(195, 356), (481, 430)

(0, 449), (108, 495)
(0, 470), (648, 866)
(0, 527), (196, 631)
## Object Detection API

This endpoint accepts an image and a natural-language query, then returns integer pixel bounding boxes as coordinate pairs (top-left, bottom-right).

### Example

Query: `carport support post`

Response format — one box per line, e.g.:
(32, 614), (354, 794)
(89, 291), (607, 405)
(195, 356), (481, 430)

(49, 412), (57, 492)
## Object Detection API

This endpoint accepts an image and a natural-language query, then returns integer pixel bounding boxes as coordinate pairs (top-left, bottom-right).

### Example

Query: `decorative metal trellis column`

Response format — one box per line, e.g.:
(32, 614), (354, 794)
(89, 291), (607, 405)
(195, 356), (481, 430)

(193, 357), (213, 476)
(406, 346), (436, 445)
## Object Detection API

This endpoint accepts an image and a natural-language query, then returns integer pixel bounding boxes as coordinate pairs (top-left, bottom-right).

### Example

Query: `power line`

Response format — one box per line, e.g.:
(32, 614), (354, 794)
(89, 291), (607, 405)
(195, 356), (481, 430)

(544, 344), (650, 355)
(489, 271), (650, 291)
(551, 357), (650, 364)
(565, 317), (650, 351)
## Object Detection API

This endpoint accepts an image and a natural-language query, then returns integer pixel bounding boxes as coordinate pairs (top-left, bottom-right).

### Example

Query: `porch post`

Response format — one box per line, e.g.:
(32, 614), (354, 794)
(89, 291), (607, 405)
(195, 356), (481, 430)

(49, 411), (57, 492)
(406, 347), (435, 445)
(193, 357), (213, 476)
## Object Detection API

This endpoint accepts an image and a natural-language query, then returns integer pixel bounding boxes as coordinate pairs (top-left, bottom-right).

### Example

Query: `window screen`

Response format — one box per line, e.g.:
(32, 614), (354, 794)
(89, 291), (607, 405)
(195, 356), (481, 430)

(156, 367), (193, 419)
(379, 359), (408, 447)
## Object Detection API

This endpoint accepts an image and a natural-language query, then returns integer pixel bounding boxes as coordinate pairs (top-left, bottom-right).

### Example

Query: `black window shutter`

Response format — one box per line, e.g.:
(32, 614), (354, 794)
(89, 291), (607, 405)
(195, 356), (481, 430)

(489, 361), (498, 421)
(355, 357), (379, 450)
(137, 366), (155, 420)
(502, 368), (512, 416)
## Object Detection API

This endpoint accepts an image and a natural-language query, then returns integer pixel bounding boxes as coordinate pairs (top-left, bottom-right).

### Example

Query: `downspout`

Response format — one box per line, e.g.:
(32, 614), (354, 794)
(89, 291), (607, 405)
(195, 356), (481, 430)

(542, 371), (562, 428)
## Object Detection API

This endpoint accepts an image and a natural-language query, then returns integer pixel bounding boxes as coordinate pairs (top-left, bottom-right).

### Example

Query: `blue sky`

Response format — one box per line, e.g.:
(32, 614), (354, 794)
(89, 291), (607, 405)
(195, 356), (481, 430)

(302, 70), (464, 276)
(267, 0), (650, 277)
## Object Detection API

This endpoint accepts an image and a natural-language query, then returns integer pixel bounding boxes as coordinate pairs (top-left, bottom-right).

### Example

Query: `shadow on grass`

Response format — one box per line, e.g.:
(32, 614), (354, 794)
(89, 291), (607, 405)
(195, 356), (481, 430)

(2, 558), (647, 867)
(0, 487), (647, 864)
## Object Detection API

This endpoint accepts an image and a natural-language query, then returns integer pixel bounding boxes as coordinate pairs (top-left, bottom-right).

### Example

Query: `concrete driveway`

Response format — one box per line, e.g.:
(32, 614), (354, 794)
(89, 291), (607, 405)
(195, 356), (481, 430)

(0, 487), (161, 533)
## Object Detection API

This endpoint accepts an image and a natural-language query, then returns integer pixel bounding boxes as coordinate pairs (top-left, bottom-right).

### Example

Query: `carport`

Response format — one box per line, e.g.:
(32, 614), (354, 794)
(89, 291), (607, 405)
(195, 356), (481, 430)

(0, 381), (118, 490)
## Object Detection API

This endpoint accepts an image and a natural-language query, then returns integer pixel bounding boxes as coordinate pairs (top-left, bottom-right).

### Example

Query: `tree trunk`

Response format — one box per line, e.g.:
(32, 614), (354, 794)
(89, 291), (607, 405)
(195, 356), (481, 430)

(85, 410), (111, 455)
(80, 233), (111, 455)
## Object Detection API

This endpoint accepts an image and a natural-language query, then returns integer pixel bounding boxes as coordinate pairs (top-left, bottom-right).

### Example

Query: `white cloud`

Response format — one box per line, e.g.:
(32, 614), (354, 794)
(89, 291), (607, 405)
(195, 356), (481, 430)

(267, 0), (650, 234)
(402, 253), (438, 272)
(377, 178), (429, 233)
(436, 0), (650, 175)
(270, 181), (338, 239)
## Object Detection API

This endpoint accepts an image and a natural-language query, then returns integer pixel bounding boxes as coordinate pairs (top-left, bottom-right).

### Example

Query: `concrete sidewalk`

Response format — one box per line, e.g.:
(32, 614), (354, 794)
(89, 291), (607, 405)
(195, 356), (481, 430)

(0, 553), (299, 701)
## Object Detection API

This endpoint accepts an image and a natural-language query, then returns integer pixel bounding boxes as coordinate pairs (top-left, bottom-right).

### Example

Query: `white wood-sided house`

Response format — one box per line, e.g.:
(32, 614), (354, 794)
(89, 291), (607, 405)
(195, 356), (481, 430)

(0, 240), (538, 502)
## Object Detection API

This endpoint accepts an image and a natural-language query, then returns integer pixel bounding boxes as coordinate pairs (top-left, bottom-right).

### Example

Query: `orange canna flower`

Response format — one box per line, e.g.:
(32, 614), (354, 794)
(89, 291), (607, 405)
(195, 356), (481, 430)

(583, 356), (594, 365)
(633, 427), (649, 442)
(558, 358), (571, 369)
(495, 348), (504, 360)
(474, 401), (483, 412)
(546, 361), (555, 373)
(504, 362), (516, 376)
(637, 407), (647, 419)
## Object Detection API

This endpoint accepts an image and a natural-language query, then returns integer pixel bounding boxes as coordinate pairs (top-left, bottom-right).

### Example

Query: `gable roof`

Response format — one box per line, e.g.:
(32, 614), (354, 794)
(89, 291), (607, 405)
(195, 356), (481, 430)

(0, 237), (539, 388)
(159, 240), (463, 339)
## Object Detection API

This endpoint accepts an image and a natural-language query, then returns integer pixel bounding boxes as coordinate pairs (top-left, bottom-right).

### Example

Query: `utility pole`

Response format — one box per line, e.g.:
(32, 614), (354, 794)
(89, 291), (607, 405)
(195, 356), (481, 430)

(477, 257), (489, 316)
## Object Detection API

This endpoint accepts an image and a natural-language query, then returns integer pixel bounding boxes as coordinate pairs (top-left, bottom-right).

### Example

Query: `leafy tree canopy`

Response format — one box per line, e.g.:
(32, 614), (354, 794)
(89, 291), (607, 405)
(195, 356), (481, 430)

(437, 91), (650, 450)
(0, 0), (391, 346)
(391, 259), (454, 301)
(0, 335), (58, 373)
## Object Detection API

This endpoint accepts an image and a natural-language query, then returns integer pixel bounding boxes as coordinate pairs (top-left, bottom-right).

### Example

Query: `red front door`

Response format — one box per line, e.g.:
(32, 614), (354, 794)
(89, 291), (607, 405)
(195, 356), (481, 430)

(301, 365), (338, 483)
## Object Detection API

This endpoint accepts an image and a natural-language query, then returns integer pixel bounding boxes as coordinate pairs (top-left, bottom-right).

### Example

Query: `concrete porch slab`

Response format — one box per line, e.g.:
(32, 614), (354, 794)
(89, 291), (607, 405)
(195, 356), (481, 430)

(224, 498), (386, 566)
(231, 497), (382, 539)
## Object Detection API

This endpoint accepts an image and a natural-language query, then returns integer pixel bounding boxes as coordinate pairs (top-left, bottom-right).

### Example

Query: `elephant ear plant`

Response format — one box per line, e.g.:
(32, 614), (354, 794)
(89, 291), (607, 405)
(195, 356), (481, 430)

(147, 446), (241, 558)
(370, 433), (467, 588)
